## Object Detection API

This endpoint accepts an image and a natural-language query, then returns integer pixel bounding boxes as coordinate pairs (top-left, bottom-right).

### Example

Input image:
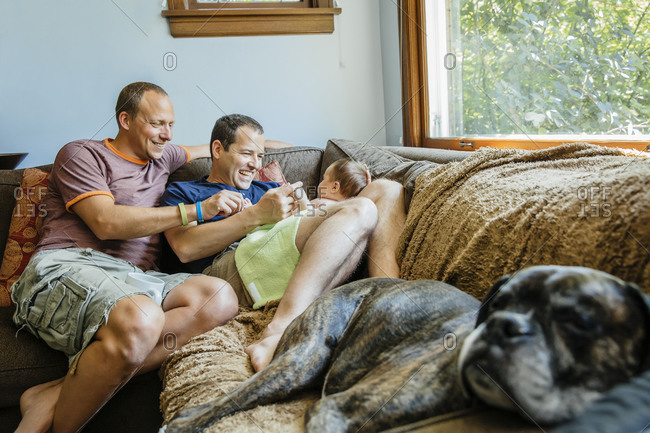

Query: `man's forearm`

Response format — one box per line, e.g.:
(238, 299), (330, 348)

(164, 208), (262, 263)
(183, 144), (211, 161)
(86, 203), (200, 240)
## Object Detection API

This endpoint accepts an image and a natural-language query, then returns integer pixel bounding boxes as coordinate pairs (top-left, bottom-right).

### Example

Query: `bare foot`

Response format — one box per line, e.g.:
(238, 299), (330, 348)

(17, 377), (64, 433)
(245, 326), (284, 372)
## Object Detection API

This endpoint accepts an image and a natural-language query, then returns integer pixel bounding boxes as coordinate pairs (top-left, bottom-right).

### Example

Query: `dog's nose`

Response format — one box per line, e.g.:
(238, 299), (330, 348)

(486, 312), (534, 341)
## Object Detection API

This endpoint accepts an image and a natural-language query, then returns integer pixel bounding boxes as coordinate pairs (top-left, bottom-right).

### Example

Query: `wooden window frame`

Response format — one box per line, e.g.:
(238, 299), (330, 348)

(163, 0), (341, 38)
(188, 0), (309, 9)
(398, 0), (649, 153)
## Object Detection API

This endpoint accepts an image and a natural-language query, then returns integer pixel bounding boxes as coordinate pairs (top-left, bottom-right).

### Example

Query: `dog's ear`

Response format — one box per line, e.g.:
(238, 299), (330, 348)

(622, 282), (650, 372)
(476, 274), (510, 327)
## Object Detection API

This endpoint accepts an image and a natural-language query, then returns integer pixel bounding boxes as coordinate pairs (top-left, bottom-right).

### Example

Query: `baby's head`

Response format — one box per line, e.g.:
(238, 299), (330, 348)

(318, 158), (371, 201)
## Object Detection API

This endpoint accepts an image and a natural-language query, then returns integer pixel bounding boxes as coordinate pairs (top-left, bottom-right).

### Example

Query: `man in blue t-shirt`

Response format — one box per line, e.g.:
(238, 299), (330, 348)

(162, 114), (406, 372)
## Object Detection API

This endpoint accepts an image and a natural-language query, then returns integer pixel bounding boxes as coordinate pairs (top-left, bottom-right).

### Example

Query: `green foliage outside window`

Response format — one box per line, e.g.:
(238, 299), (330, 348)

(459, 0), (650, 136)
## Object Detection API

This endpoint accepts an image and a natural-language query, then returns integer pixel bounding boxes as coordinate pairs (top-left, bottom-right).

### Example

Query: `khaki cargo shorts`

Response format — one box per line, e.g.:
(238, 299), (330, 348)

(202, 245), (254, 307)
(11, 248), (193, 367)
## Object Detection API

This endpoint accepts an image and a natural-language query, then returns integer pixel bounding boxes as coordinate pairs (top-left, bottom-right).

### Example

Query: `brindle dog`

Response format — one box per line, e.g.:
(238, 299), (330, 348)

(163, 266), (650, 433)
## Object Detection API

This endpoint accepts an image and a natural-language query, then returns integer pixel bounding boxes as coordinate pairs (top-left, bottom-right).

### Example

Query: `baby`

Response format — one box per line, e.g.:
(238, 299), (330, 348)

(297, 157), (372, 209)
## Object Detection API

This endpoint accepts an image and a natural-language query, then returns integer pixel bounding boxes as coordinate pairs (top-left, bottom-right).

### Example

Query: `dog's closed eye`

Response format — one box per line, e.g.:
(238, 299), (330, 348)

(554, 307), (601, 336)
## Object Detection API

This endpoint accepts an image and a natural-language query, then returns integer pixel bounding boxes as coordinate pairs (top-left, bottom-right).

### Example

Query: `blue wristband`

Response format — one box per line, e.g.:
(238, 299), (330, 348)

(196, 201), (204, 223)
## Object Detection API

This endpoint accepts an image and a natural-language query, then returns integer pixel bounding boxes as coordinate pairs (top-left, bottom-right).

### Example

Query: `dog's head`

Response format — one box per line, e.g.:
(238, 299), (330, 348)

(458, 265), (650, 425)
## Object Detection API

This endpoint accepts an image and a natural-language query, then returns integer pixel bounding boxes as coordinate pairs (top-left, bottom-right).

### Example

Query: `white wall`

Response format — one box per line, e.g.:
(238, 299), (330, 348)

(1, 0), (392, 168)
(379, 0), (403, 146)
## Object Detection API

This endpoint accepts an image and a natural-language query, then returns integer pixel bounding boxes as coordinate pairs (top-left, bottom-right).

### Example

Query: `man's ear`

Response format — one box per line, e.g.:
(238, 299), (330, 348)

(117, 111), (131, 130)
(211, 140), (223, 160)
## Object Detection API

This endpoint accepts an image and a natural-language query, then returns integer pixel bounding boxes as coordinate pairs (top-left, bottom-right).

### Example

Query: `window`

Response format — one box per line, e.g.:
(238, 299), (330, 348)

(163, 0), (341, 38)
(400, 0), (650, 152)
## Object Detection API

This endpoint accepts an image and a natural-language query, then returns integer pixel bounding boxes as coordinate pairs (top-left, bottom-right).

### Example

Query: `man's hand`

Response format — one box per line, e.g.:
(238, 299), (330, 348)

(202, 190), (247, 220)
(252, 182), (303, 225)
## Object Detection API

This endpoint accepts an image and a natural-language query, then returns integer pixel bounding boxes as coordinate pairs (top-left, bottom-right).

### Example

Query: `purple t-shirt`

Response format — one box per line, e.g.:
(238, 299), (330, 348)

(37, 138), (189, 270)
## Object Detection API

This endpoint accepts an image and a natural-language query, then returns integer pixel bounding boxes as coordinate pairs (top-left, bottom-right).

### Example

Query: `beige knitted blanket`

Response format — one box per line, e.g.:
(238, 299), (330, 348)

(160, 302), (318, 432)
(398, 143), (650, 300)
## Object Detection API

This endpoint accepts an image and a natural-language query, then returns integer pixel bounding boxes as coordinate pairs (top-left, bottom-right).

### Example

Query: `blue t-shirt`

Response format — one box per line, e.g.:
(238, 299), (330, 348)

(161, 177), (280, 273)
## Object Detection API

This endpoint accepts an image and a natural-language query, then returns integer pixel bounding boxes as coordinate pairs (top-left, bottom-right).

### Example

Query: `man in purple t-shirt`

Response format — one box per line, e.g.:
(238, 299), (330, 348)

(11, 82), (239, 433)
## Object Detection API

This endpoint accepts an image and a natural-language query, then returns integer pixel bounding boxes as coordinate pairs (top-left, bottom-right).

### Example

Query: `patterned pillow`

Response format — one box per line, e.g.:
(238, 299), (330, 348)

(0, 168), (49, 306)
(254, 160), (287, 185)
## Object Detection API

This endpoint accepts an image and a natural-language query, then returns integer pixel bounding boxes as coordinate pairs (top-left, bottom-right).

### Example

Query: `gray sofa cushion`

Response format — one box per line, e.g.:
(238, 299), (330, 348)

(321, 139), (408, 181)
(167, 158), (212, 184)
(262, 147), (324, 196)
(323, 139), (458, 208)
(387, 145), (470, 164)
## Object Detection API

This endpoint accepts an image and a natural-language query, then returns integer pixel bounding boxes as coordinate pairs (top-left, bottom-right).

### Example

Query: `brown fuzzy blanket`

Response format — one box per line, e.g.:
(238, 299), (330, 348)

(160, 143), (649, 431)
(398, 143), (650, 300)
(160, 302), (318, 432)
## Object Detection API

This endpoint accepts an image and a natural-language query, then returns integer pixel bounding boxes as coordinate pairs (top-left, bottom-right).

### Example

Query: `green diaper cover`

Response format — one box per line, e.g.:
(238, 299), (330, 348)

(234, 213), (303, 309)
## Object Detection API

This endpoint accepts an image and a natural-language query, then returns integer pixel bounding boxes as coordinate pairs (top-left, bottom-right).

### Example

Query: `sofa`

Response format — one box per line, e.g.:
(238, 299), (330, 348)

(0, 138), (648, 433)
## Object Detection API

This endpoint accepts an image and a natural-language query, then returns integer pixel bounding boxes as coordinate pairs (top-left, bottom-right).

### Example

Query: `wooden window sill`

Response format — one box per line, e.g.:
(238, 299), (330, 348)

(423, 137), (650, 153)
(162, 7), (342, 37)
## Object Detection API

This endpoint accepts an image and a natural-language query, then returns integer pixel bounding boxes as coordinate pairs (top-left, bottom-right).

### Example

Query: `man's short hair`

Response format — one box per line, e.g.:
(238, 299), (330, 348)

(115, 82), (168, 128)
(210, 114), (264, 154)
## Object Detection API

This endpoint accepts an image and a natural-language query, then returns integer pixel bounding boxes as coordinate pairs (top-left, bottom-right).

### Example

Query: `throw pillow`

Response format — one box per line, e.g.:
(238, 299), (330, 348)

(0, 168), (49, 306)
(254, 160), (287, 185)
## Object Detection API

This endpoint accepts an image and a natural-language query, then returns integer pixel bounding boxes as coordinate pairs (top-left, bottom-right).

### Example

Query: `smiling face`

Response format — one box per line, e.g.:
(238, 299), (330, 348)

(118, 89), (175, 161)
(210, 125), (265, 190)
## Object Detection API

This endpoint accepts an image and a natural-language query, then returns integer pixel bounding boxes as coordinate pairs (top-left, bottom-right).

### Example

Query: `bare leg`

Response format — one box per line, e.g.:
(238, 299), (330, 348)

(43, 295), (165, 432)
(358, 179), (406, 279)
(17, 276), (237, 433)
(246, 197), (378, 371)
(140, 275), (238, 372)
(16, 378), (64, 433)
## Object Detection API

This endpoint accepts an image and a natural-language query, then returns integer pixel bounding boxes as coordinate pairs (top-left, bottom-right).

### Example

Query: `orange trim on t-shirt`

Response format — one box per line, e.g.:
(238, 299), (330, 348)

(178, 145), (191, 163)
(103, 138), (148, 165)
(65, 191), (115, 213)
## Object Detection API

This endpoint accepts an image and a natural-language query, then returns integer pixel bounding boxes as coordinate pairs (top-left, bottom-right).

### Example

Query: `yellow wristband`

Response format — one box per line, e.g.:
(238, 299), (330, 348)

(178, 203), (188, 226)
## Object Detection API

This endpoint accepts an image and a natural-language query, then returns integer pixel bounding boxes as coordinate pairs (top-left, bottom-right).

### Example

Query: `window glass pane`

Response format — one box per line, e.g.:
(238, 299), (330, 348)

(429, 0), (650, 138)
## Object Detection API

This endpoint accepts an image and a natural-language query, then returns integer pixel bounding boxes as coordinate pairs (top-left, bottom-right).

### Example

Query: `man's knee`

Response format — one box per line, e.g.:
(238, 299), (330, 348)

(186, 276), (239, 327)
(102, 297), (165, 368)
(352, 196), (379, 220)
(342, 197), (378, 230)
(361, 179), (403, 203)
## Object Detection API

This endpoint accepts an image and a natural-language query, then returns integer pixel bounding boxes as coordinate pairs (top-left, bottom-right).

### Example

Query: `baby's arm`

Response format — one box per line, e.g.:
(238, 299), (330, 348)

(293, 187), (311, 211)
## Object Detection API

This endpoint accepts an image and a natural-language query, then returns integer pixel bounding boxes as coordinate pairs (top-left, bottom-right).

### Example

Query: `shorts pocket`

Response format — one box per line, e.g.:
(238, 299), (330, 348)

(25, 274), (91, 356)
